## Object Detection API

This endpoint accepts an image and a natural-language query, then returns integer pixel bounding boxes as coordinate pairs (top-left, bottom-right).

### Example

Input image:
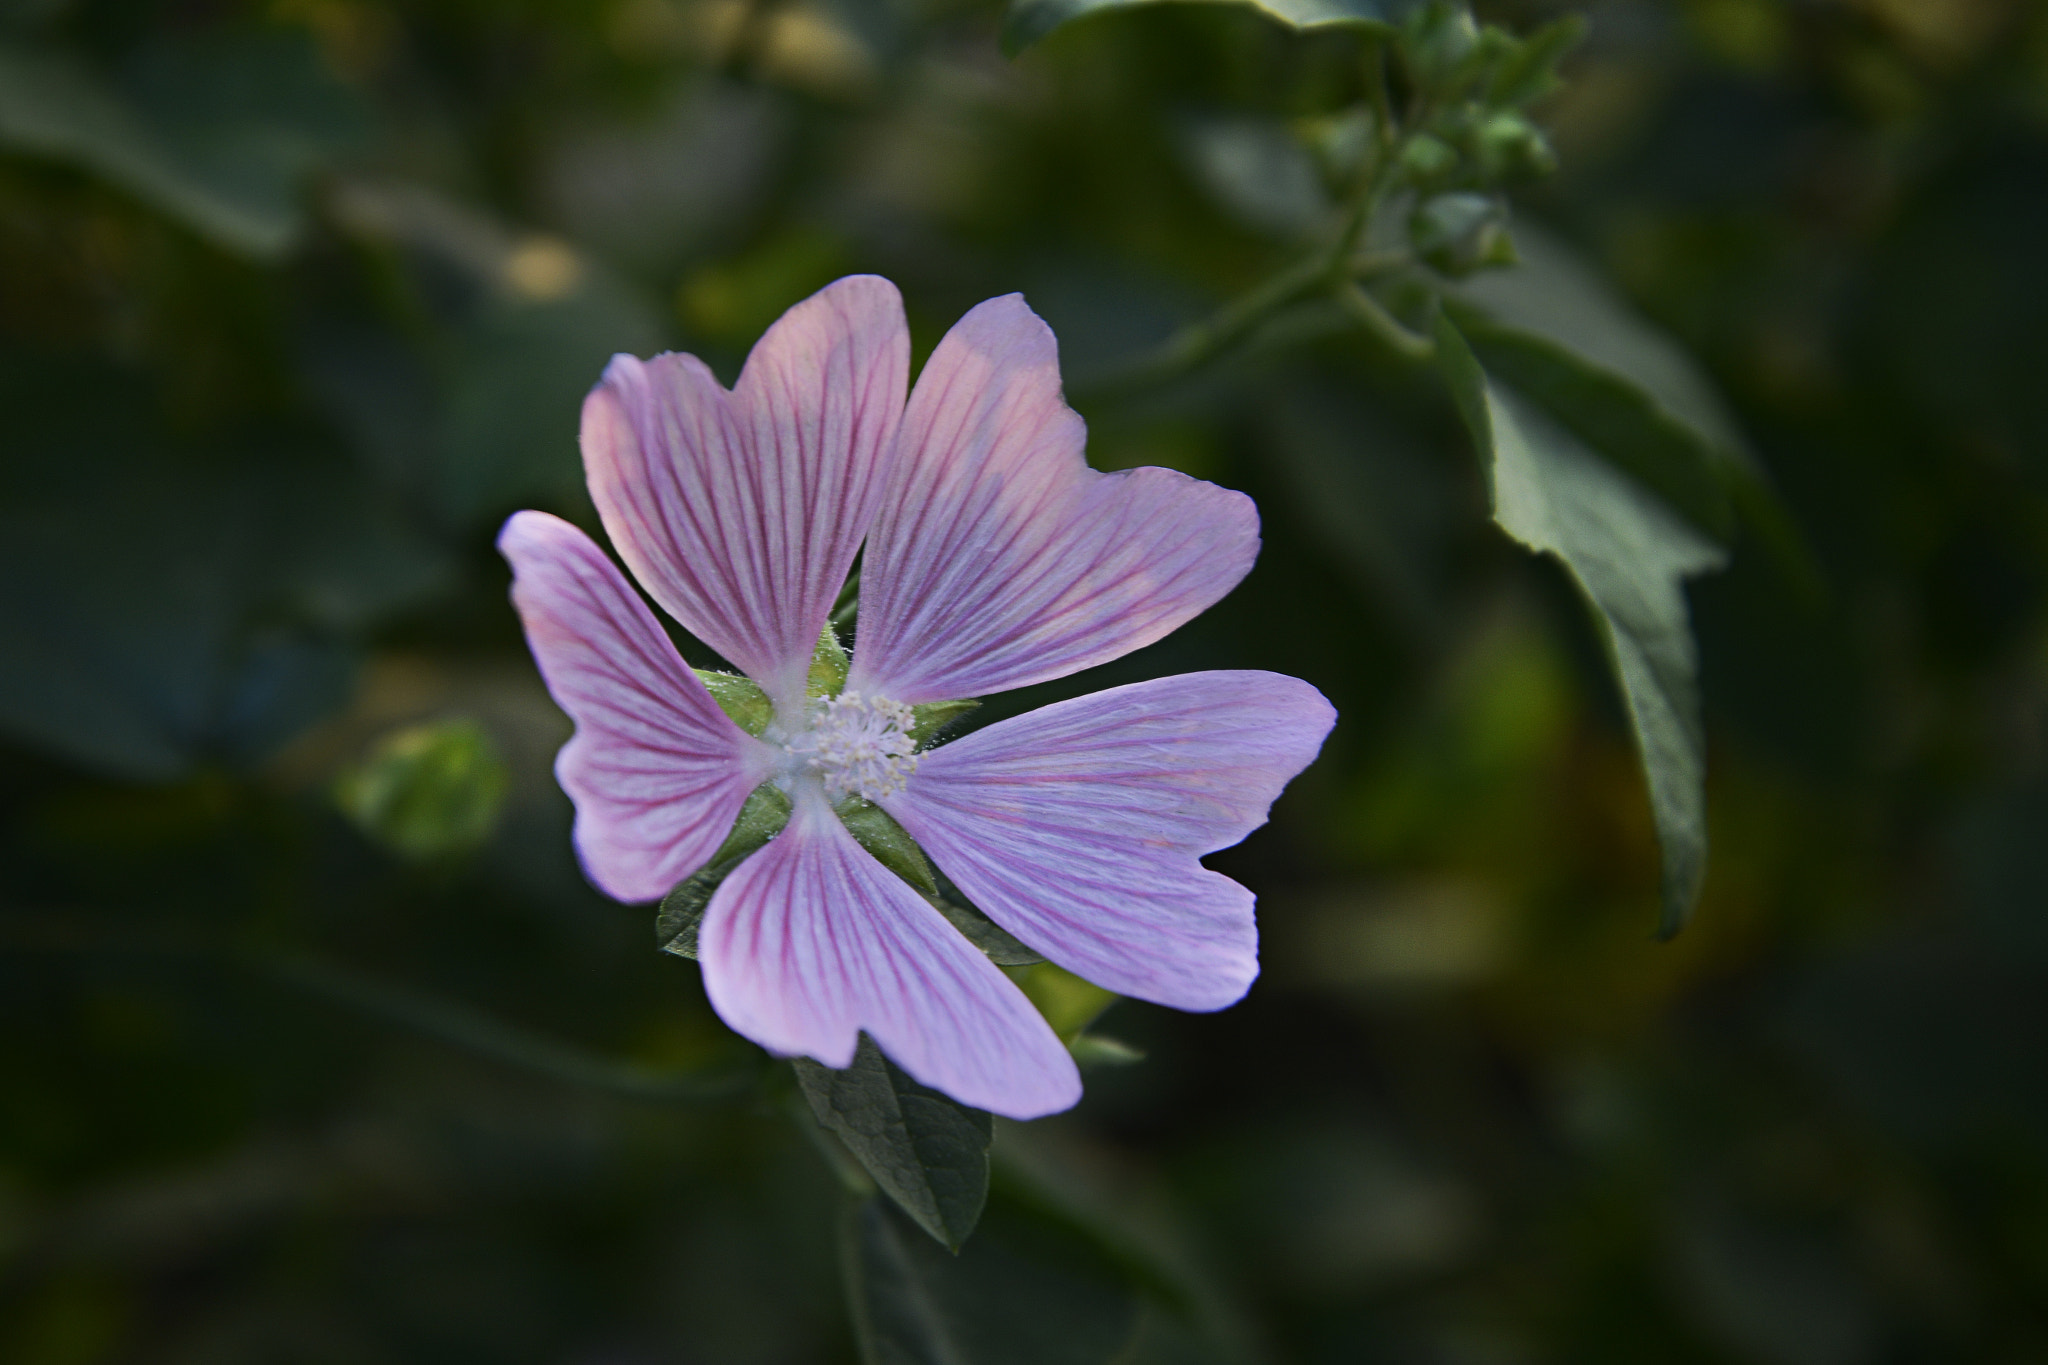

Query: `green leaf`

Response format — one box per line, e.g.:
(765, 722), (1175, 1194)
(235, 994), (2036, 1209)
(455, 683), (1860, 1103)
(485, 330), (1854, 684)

(0, 33), (362, 258)
(1002, 0), (1427, 58)
(1452, 225), (1744, 454)
(797, 1036), (993, 1251)
(657, 784), (792, 957)
(838, 800), (940, 897)
(909, 699), (980, 749)
(1454, 324), (1735, 542)
(1437, 318), (1727, 936)
(1446, 222), (1756, 544)
(695, 670), (775, 736)
(841, 1193), (1142, 1363)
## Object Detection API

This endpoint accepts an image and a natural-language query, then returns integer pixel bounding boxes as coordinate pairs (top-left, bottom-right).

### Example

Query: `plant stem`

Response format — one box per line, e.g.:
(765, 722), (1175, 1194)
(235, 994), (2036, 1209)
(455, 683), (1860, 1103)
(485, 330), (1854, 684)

(1336, 282), (1436, 362)
(1077, 251), (1336, 400)
(1080, 64), (1422, 401)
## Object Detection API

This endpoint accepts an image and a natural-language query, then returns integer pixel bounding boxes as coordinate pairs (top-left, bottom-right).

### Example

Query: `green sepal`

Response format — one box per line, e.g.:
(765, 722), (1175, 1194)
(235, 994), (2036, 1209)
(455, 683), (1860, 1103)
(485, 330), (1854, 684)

(933, 896), (1045, 967)
(657, 783), (793, 958)
(828, 564), (862, 632)
(834, 798), (1047, 968)
(808, 623), (849, 698)
(837, 799), (939, 896)
(1069, 1034), (1147, 1068)
(1005, 961), (1118, 1041)
(694, 670), (774, 736)
(908, 698), (980, 749)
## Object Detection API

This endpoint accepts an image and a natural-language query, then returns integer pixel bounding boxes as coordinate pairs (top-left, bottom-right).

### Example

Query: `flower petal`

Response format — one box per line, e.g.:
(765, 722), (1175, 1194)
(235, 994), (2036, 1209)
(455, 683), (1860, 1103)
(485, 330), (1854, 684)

(582, 276), (909, 709)
(698, 786), (1081, 1119)
(883, 671), (1335, 1011)
(500, 511), (777, 903)
(848, 294), (1259, 704)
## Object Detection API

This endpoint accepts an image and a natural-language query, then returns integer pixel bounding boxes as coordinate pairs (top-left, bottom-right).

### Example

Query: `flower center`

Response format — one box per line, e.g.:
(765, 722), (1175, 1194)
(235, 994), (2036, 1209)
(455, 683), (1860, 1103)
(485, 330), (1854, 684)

(778, 690), (919, 802)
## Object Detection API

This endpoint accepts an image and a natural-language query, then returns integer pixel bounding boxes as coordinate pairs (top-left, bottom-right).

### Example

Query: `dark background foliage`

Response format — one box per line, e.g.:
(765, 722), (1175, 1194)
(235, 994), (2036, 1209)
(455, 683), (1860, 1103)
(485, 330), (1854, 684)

(4, 0), (2048, 1360)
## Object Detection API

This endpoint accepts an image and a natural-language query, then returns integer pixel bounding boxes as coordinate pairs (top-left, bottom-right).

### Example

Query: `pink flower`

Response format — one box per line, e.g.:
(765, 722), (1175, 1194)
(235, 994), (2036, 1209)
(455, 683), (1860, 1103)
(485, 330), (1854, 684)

(500, 277), (1334, 1119)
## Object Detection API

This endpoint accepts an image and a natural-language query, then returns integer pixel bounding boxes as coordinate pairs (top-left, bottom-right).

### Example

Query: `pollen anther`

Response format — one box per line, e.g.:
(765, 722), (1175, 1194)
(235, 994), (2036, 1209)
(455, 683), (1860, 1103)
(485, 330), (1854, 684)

(783, 690), (920, 802)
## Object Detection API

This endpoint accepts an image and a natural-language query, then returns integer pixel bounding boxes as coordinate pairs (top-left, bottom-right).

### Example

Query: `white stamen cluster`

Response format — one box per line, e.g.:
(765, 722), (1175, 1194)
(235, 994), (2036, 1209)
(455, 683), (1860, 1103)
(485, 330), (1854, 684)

(783, 690), (920, 802)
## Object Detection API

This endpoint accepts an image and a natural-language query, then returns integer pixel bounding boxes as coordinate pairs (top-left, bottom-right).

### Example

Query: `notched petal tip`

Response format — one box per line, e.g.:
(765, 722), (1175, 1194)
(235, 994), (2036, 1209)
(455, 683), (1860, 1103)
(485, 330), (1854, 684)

(947, 290), (1061, 372)
(850, 292), (1265, 703)
(885, 670), (1334, 1015)
(597, 350), (646, 390)
(499, 509), (773, 905)
(578, 275), (910, 704)
(497, 507), (542, 555)
(737, 273), (908, 384)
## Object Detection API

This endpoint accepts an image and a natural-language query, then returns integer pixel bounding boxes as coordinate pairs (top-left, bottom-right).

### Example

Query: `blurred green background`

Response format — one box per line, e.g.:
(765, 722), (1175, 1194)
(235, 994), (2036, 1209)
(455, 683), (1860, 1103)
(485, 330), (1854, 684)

(5, 0), (2048, 1360)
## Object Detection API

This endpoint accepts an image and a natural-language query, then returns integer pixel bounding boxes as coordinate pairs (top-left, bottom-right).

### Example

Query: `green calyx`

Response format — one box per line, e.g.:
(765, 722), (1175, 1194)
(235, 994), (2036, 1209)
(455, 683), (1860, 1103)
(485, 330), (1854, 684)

(690, 625), (852, 738)
(836, 798), (938, 896)
(657, 783), (794, 958)
(694, 669), (774, 736)
(907, 698), (979, 748)
(697, 627), (978, 751)
(807, 622), (850, 698)
(667, 621), (1008, 962)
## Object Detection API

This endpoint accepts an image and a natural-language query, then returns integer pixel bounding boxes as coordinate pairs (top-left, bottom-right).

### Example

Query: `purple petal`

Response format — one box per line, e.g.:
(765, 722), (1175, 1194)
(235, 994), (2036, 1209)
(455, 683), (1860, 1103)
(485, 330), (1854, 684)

(698, 786), (1082, 1119)
(847, 294), (1259, 704)
(582, 276), (909, 710)
(883, 671), (1335, 1010)
(500, 511), (778, 903)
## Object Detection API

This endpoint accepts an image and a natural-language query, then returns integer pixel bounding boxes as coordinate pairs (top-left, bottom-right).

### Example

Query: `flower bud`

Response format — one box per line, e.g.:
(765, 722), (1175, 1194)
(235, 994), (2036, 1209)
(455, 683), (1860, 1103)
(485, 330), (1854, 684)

(1409, 192), (1517, 277)
(1475, 110), (1558, 180)
(336, 719), (510, 860)
(1401, 132), (1459, 182)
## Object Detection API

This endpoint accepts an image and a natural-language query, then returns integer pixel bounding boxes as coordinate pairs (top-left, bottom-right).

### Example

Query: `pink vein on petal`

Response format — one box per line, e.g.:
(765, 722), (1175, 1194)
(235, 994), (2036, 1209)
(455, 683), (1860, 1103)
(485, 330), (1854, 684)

(500, 511), (777, 903)
(848, 293), (1260, 704)
(697, 785), (1081, 1119)
(582, 276), (909, 709)
(884, 671), (1336, 1011)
